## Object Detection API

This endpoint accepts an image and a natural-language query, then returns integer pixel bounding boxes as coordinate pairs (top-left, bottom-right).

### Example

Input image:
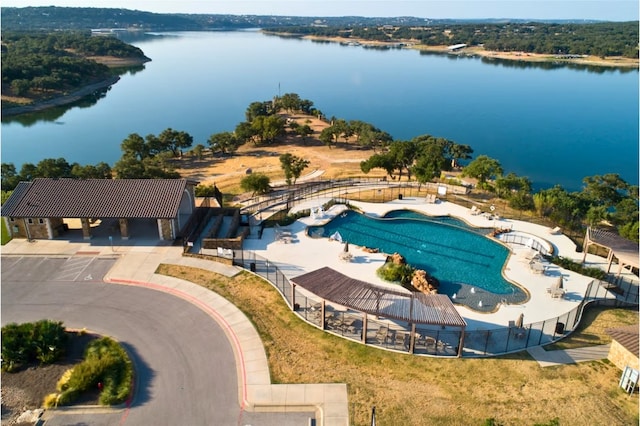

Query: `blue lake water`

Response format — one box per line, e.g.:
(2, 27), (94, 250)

(308, 209), (528, 310)
(2, 30), (638, 191)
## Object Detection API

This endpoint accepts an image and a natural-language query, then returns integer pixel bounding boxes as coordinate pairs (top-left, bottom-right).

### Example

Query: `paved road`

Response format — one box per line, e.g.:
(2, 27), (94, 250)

(2, 256), (242, 425)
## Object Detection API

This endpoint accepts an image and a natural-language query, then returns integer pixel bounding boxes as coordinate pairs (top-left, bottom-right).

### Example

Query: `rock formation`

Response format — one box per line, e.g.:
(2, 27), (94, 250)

(412, 269), (440, 294)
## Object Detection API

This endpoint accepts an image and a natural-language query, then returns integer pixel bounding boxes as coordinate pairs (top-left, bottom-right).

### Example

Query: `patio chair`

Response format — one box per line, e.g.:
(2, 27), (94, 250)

(374, 326), (389, 344)
(394, 331), (408, 349)
(529, 260), (546, 274)
(470, 205), (481, 215)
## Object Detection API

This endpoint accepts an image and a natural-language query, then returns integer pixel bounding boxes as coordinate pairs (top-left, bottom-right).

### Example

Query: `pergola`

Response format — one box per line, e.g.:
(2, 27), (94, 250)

(582, 227), (639, 276)
(291, 266), (467, 357)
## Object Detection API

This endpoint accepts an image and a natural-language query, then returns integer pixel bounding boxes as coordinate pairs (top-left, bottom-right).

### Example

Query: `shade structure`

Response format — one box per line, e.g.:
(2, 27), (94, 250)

(515, 313), (524, 328)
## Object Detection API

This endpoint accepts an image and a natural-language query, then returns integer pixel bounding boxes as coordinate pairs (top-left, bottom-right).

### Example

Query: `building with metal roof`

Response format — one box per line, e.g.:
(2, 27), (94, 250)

(1, 178), (198, 241)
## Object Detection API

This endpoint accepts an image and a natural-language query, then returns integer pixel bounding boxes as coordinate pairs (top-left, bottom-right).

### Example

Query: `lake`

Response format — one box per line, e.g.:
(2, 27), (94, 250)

(2, 30), (638, 191)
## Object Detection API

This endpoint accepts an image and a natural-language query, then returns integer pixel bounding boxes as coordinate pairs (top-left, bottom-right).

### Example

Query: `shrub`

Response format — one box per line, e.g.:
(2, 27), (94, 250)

(58, 336), (133, 406)
(548, 256), (607, 280)
(377, 262), (414, 285)
(43, 393), (60, 409)
(1, 320), (66, 372)
(56, 368), (74, 392)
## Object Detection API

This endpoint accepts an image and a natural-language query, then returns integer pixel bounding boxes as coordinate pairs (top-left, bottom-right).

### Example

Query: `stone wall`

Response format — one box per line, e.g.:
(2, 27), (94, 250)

(608, 340), (640, 371)
(159, 219), (174, 240)
(7, 217), (52, 239)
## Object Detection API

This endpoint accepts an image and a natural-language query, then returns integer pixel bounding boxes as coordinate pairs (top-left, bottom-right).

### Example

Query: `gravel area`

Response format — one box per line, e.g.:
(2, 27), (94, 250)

(1, 332), (100, 426)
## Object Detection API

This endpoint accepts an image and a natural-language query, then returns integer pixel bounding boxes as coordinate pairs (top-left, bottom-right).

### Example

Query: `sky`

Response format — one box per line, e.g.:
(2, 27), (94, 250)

(1, 0), (638, 21)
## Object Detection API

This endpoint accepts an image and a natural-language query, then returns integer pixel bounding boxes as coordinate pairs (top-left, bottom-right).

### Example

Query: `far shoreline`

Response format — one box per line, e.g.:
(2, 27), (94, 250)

(1, 56), (150, 117)
(265, 31), (639, 69)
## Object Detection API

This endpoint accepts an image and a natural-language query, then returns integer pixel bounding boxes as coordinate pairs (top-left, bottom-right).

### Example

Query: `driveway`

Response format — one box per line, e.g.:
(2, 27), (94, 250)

(2, 256), (241, 425)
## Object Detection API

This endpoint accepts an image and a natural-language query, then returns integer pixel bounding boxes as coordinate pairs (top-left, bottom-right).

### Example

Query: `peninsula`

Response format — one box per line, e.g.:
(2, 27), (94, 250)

(1, 32), (150, 116)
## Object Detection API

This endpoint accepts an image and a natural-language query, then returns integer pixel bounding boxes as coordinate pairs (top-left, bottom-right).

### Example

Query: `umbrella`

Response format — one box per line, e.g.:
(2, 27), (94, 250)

(557, 277), (564, 289)
(515, 313), (524, 328)
(344, 241), (349, 252)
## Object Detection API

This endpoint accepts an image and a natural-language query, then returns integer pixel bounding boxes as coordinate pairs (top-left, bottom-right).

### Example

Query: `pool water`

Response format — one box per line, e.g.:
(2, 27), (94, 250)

(309, 209), (527, 308)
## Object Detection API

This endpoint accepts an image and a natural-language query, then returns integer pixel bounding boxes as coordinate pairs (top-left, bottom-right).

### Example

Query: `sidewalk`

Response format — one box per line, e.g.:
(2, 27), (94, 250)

(2, 238), (350, 426)
(527, 344), (611, 367)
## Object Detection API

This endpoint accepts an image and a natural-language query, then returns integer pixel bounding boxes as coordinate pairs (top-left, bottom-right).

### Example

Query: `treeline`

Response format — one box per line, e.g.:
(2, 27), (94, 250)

(267, 21), (640, 58)
(2, 93), (637, 242)
(4, 7), (599, 32)
(359, 141), (638, 241)
(1, 31), (148, 98)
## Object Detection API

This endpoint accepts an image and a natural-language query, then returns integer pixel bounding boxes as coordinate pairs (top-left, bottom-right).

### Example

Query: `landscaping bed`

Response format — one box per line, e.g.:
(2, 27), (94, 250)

(1, 332), (100, 425)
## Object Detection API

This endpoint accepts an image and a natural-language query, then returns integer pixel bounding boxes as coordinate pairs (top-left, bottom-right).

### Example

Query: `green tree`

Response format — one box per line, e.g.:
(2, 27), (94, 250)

(245, 101), (271, 122)
(190, 144), (206, 160)
(586, 205), (609, 227)
(251, 115), (285, 145)
(234, 121), (257, 145)
(278, 92), (302, 112)
(70, 162), (112, 179)
(1, 163), (20, 190)
(461, 155), (503, 187)
(158, 128), (193, 157)
(581, 173), (629, 206)
(35, 158), (72, 178)
(296, 124), (313, 142)
(360, 154), (395, 178)
(120, 133), (148, 160)
(240, 173), (271, 196)
(279, 153), (310, 185)
(208, 132), (239, 155)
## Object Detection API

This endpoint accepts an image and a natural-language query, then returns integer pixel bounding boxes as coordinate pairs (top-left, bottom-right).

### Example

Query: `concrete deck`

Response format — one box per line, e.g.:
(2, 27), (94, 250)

(245, 197), (628, 330)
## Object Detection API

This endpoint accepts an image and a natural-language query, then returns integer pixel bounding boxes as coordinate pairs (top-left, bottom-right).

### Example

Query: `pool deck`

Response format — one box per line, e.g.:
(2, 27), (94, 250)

(243, 196), (630, 331)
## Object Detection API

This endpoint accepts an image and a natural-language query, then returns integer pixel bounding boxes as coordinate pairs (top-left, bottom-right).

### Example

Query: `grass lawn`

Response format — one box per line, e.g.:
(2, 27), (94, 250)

(157, 264), (639, 426)
(1, 218), (11, 245)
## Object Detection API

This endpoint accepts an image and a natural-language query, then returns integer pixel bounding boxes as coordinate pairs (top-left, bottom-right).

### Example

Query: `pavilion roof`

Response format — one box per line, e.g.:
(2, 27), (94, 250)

(1, 178), (191, 219)
(587, 227), (639, 269)
(292, 267), (467, 327)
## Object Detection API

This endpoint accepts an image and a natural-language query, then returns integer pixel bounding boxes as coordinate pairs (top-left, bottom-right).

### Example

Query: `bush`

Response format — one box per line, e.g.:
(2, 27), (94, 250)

(377, 262), (414, 285)
(43, 393), (60, 409)
(1, 320), (66, 372)
(62, 337), (133, 406)
(548, 256), (607, 280)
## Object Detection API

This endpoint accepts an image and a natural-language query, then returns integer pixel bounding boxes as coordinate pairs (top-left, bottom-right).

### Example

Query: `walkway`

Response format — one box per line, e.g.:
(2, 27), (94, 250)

(246, 196), (633, 330)
(527, 344), (611, 367)
(1, 238), (349, 426)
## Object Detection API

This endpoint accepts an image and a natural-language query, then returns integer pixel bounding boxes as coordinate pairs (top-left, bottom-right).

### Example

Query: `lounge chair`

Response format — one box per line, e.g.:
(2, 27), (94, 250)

(470, 205), (481, 215)
(529, 260), (546, 274)
(394, 331), (408, 349)
(546, 278), (566, 298)
(374, 326), (389, 344)
(549, 226), (562, 235)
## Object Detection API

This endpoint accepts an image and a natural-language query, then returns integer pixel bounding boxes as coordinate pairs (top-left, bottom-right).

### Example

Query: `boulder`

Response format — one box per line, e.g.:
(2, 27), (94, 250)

(412, 269), (440, 294)
(386, 252), (406, 265)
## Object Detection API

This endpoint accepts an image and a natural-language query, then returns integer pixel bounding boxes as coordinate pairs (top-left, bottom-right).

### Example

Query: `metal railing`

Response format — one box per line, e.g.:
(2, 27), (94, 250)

(231, 249), (638, 357)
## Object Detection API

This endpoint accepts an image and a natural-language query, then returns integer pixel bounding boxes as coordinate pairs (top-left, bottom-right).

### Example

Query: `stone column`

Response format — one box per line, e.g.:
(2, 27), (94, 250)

(119, 218), (129, 240)
(81, 218), (91, 240)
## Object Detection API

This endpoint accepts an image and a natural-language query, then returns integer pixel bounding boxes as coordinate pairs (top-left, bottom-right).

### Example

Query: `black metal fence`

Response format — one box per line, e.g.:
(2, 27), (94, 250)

(232, 249), (638, 358)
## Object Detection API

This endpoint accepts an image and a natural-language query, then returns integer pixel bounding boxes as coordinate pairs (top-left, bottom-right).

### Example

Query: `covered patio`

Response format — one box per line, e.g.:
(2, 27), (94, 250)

(291, 266), (467, 357)
(582, 227), (639, 277)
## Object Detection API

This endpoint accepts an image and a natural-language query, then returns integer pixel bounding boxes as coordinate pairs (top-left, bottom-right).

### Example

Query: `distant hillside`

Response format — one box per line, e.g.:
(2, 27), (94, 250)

(1, 6), (604, 32)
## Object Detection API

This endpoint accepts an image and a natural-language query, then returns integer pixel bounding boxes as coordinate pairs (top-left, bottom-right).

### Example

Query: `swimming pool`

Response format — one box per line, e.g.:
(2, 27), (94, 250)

(308, 209), (528, 311)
